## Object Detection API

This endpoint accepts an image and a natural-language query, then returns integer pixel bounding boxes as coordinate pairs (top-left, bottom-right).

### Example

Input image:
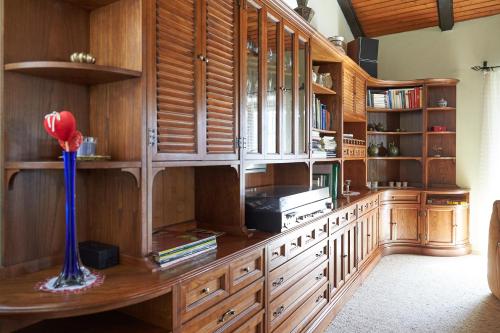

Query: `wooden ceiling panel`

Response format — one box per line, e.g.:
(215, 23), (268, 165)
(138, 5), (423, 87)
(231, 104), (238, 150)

(454, 0), (500, 22)
(347, 0), (500, 37)
(352, 0), (438, 37)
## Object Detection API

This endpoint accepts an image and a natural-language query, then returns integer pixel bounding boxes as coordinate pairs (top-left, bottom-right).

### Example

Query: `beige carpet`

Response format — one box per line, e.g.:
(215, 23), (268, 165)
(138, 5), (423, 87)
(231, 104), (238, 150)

(325, 254), (500, 333)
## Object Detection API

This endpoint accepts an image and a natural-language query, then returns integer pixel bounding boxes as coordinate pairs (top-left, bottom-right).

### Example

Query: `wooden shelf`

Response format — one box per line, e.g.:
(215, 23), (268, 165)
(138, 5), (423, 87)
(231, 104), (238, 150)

(4, 61), (141, 85)
(427, 157), (456, 161)
(312, 82), (336, 95)
(426, 107), (456, 111)
(426, 131), (456, 135)
(367, 107), (422, 113)
(61, 0), (121, 10)
(343, 157), (366, 161)
(368, 131), (423, 135)
(368, 157), (422, 161)
(312, 128), (337, 135)
(311, 157), (342, 163)
(5, 161), (141, 170)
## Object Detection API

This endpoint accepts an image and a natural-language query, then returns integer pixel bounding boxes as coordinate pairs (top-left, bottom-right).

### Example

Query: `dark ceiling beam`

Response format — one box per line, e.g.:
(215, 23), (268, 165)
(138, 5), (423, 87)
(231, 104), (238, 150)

(337, 0), (365, 39)
(437, 0), (454, 31)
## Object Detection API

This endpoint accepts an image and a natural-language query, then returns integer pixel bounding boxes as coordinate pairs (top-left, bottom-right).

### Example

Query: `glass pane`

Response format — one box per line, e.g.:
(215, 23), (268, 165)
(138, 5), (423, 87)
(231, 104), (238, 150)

(283, 30), (294, 154)
(246, 6), (260, 154)
(265, 17), (278, 154)
(298, 39), (307, 154)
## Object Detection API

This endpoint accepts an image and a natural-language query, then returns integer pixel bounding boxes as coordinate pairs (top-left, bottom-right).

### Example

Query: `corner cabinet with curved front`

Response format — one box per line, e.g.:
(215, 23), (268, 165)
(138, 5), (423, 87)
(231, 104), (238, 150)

(241, 0), (310, 160)
(152, 0), (239, 161)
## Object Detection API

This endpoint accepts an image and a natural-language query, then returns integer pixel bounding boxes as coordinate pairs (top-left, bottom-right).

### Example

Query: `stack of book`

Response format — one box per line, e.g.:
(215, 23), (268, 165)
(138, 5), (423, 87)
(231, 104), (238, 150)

(151, 228), (221, 268)
(311, 130), (327, 158)
(367, 87), (423, 109)
(312, 94), (333, 130)
(323, 136), (337, 157)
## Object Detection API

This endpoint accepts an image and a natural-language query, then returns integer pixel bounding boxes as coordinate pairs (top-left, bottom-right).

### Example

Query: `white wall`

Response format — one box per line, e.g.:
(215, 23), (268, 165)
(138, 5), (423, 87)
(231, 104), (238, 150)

(377, 14), (500, 252)
(282, 0), (354, 42)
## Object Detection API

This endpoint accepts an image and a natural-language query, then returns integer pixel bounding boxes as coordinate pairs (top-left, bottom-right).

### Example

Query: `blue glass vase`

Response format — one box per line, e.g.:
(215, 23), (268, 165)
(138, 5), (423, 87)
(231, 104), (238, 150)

(53, 151), (88, 288)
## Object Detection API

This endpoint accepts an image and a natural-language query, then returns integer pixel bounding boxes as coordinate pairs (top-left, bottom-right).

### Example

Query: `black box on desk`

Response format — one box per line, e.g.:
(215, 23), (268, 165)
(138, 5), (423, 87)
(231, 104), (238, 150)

(79, 241), (119, 269)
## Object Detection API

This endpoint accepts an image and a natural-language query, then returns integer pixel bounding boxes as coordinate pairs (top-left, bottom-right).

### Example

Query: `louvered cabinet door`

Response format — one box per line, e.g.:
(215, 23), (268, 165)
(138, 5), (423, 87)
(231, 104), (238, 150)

(204, 0), (238, 159)
(155, 0), (201, 159)
(354, 75), (366, 120)
(342, 68), (355, 119)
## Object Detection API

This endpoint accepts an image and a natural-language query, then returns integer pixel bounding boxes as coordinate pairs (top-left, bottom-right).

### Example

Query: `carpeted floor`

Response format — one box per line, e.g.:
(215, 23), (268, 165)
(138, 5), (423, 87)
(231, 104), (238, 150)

(324, 254), (500, 333)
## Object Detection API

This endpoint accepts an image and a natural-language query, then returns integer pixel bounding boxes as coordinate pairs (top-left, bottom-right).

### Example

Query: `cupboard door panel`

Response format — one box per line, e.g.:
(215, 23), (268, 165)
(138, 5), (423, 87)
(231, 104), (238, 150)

(343, 68), (354, 116)
(355, 75), (366, 119)
(156, 0), (199, 155)
(426, 207), (455, 246)
(283, 28), (295, 155)
(455, 206), (469, 245)
(330, 229), (345, 297)
(205, 0), (238, 157)
(392, 205), (420, 243)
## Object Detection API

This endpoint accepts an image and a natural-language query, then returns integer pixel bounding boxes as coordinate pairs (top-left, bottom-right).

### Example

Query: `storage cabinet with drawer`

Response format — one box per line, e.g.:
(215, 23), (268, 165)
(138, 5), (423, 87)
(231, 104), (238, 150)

(379, 204), (421, 245)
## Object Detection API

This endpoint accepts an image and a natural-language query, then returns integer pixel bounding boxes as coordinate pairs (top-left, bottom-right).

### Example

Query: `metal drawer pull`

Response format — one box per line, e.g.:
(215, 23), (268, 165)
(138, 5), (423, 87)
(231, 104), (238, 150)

(315, 273), (323, 280)
(272, 251), (280, 256)
(291, 242), (297, 247)
(273, 305), (285, 317)
(316, 295), (324, 303)
(316, 251), (323, 257)
(306, 234), (312, 238)
(367, 234), (371, 237)
(202, 287), (210, 294)
(243, 267), (251, 273)
(272, 277), (284, 287)
(342, 254), (348, 258)
(218, 309), (236, 323)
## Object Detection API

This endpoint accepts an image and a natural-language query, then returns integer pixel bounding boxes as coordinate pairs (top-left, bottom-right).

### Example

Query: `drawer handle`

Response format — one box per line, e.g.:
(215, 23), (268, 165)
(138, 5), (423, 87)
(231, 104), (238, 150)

(390, 222), (397, 225)
(218, 309), (236, 323)
(291, 242), (297, 247)
(367, 234), (371, 237)
(306, 234), (312, 238)
(316, 251), (323, 257)
(202, 287), (210, 294)
(273, 305), (285, 317)
(272, 251), (280, 256)
(342, 254), (348, 258)
(316, 295), (324, 303)
(315, 273), (323, 280)
(272, 277), (284, 287)
(243, 267), (251, 273)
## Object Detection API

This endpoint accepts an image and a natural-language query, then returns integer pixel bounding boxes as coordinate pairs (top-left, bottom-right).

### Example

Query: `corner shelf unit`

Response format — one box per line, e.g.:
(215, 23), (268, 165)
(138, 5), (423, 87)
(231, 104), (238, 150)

(366, 79), (459, 188)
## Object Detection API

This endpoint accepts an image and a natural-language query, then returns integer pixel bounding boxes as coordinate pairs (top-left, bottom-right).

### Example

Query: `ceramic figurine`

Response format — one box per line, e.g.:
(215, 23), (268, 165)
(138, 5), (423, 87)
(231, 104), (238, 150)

(294, 0), (314, 22)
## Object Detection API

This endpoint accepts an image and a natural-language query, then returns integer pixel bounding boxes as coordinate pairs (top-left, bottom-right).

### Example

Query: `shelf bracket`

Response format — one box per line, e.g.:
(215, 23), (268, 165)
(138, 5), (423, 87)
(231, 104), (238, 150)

(6, 169), (21, 190)
(121, 168), (141, 188)
(230, 164), (239, 176)
(152, 167), (167, 182)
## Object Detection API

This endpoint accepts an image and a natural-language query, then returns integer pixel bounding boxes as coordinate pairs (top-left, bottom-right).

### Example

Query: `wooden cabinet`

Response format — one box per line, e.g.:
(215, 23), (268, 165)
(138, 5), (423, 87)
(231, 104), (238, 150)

(379, 204), (421, 244)
(425, 205), (469, 246)
(330, 222), (357, 298)
(154, 0), (239, 160)
(358, 208), (378, 266)
(242, 1), (310, 159)
(343, 67), (365, 122)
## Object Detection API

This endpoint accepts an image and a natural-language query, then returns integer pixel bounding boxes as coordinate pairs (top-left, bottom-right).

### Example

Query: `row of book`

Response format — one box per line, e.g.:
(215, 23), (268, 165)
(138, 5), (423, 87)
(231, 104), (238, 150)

(367, 87), (423, 109)
(312, 95), (333, 130)
(151, 228), (222, 268)
(313, 163), (339, 198)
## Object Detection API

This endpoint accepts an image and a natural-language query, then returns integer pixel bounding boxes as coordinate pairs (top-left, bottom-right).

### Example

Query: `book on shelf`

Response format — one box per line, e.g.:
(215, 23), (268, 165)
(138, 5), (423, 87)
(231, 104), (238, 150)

(151, 228), (223, 267)
(312, 94), (333, 130)
(367, 87), (423, 109)
(313, 164), (338, 197)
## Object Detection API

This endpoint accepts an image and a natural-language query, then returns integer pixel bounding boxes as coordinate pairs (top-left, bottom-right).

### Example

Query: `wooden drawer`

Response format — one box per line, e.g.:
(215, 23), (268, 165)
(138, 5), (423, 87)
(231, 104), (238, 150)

(229, 248), (264, 293)
(182, 279), (264, 333)
(269, 260), (328, 331)
(232, 309), (264, 333)
(180, 265), (230, 322)
(358, 195), (379, 217)
(268, 218), (328, 271)
(331, 205), (357, 233)
(273, 282), (328, 333)
(380, 191), (421, 204)
(269, 238), (328, 300)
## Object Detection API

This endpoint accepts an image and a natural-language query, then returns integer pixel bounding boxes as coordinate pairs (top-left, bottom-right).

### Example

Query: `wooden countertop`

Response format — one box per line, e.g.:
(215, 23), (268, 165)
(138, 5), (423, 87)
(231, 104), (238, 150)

(0, 187), (468, 319)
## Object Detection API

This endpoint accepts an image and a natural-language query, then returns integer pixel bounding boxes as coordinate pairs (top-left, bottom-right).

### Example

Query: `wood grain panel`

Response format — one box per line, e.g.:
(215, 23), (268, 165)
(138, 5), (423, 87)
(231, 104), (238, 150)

(426, 207), (454, 245)
(454, 0), (500, 22)
(156, 0), (198, 154)
(392, 205), (420, 243)
(90, 0), (142, 71)
(205, 0), (237, 155)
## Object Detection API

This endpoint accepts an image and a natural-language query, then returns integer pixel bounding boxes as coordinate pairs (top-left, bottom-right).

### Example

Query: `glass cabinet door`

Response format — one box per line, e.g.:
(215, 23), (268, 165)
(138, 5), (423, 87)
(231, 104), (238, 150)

(283, 28), (294, 155)
(297, 37), (308, 155)
(265, 15), (279, 156)
(245, 4), (261, 155)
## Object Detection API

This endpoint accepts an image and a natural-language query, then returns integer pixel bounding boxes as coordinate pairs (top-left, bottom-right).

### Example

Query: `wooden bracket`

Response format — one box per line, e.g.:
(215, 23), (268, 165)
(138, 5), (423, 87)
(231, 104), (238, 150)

(121, 168), (141, 188)
(152, 167), (166, 182)
(230, 164), (240, 176)
(6, 169), (20, 190)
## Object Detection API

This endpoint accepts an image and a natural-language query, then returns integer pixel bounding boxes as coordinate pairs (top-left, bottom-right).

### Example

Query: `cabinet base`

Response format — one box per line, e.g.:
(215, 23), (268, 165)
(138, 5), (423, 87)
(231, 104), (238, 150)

(380, 243), (472, 257)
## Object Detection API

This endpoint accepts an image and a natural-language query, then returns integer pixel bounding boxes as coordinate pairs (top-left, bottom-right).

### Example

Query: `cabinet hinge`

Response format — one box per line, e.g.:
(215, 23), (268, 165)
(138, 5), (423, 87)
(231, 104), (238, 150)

(235, 137), (247, 149)
(148, 128), (157, 147)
